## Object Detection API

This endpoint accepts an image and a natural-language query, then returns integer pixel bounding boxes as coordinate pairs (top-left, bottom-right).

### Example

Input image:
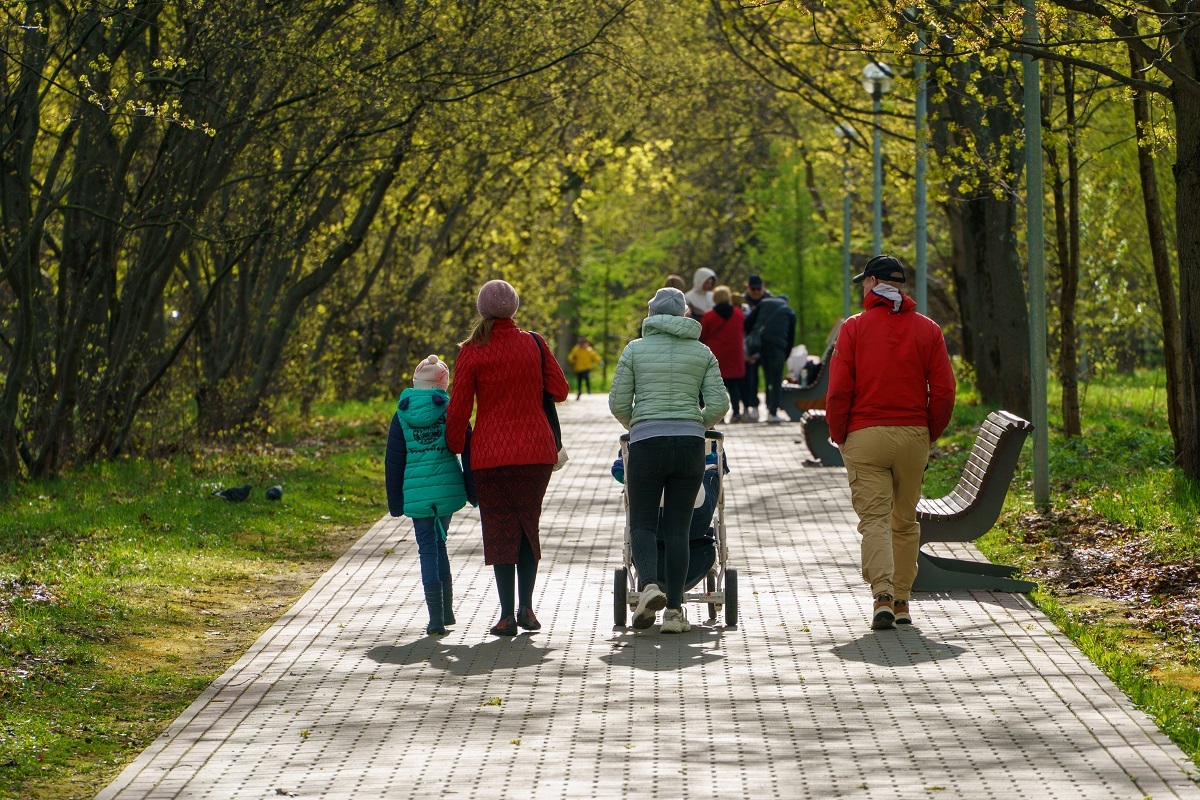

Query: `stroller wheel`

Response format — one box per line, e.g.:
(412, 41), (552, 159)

(614, 568), (628, 627)
(725, 568), (738, 627)
(706, 572), (717, 621)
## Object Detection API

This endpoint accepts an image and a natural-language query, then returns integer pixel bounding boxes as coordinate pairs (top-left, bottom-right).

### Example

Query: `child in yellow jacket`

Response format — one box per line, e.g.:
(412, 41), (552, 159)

(566, 337), (603, 399)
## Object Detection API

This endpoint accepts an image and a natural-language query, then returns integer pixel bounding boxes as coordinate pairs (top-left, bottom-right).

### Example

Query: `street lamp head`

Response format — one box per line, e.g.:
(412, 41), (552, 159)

(834, 122), (857, 141)
(862, 62), (894, 96)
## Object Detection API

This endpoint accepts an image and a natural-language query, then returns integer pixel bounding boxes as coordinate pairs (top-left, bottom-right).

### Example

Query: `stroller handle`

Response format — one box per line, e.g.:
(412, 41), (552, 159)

(619, 430), (724, 444)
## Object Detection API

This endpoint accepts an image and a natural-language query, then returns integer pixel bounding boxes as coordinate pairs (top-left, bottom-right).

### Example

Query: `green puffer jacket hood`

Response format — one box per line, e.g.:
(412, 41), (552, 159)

(608, 314), (729, 430)
(396, 388), (466, 519)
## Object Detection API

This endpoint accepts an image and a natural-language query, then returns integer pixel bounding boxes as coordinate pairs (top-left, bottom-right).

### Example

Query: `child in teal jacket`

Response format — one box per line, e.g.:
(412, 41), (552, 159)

(384, 355), (469, 635)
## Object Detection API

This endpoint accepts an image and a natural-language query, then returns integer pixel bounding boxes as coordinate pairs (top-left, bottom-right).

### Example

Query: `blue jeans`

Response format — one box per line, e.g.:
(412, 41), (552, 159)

(626, 436), (705, 609)
(413, 516), (453, 586)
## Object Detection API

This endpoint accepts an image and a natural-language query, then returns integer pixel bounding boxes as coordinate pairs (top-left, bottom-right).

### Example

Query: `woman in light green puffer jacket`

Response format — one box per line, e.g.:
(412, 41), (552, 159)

(609, 287), (729, 634)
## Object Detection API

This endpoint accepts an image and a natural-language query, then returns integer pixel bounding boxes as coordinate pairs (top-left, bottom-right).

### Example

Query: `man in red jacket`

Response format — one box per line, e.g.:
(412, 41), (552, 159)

(825, 255), (956, 631)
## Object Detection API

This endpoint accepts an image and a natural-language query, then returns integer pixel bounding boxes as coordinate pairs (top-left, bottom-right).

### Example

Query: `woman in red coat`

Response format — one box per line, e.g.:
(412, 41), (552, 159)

(446, 280), (569, 636)
(699, 285), (747, 423)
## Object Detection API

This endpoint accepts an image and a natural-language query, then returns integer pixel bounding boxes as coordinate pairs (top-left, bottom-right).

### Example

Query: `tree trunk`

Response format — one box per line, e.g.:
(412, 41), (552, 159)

(1173, 79), (1200, 481)
(945, 193), (1032, 417)
(0, 3), (48, 485)
(1048, 135), (1071, 419)
(1129, 40), (1184, 459)
(930, 53), (1031, 415)
(1061, 62), (1081, 436)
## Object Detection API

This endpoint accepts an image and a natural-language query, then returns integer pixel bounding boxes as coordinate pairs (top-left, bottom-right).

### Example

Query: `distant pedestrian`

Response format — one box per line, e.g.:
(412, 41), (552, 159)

(446, 280), (570, 636)
(609, 287), (729, 634)
(685, 268), (717, 318)
(663, 274), (688, 294)
(699, 285), (747, 422)
(740, 274), (772, 421)
(825, 255), (956, 630)
(744, 291), (796, 424)
(566, 337), (603, 399)
(385, 355), (470, 636)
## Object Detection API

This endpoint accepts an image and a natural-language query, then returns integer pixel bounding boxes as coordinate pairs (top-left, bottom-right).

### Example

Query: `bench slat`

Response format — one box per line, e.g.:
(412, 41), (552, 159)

(920, 410), (1032, 546)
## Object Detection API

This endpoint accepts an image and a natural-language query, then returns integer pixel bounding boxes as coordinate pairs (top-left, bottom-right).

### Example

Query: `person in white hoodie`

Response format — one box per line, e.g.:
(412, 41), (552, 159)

(684, 268), (717, 318)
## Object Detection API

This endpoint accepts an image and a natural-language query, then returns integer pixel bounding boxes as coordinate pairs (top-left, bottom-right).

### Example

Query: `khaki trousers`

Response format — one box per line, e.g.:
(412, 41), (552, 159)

(840, 425), (930, 600)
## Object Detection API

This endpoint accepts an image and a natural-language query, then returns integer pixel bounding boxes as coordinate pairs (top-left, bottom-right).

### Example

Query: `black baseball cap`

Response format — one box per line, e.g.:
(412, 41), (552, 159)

(852, 255), (906, 284)
(747, 274), (764, 289)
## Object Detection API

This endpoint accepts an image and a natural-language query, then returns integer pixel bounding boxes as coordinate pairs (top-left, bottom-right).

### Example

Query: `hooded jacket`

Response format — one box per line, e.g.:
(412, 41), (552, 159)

(825, 289), (956, 444)
(384, 388), (468, 518)
(609, 314), (729, 430)
(684, 268), (718, 317)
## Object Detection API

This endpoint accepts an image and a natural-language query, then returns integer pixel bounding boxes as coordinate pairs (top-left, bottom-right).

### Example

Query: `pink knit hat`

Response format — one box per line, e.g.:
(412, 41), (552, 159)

(476, 279), (520, 319)
(413, 355), (449, 391)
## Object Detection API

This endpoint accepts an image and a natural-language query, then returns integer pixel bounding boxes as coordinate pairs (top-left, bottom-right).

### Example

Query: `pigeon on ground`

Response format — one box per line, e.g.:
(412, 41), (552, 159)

(265, 485), (283, 501)
(216, 484), (252, 502)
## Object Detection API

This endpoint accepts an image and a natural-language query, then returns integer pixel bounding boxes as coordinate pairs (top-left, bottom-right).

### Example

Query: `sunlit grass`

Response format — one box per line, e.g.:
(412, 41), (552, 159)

(0, 431), (385, 799)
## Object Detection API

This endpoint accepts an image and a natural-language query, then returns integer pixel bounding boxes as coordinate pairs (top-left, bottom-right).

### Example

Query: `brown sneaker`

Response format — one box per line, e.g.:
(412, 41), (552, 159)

(871, 594), (895, 630)
(893, 599), (912, 625)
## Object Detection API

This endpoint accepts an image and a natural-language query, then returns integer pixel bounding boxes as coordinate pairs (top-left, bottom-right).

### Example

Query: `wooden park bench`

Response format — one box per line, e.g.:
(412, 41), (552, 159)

(800, 410), (843, 467)
(781, 319), (842, 421)
(912, 410), (1036, 593)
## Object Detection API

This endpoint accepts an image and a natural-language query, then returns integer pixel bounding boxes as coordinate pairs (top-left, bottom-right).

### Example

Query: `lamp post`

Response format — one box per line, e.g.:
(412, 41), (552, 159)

(835, 123), (855, 318)
(1023, 0), (1049, 507)
(910, 9), (929, 316)
(861, 62), (893, 256)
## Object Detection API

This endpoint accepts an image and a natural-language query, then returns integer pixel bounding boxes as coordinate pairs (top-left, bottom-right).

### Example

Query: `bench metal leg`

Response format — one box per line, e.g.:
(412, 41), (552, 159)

(912, 551), (1035, 593)
(801, 414), (844, 467)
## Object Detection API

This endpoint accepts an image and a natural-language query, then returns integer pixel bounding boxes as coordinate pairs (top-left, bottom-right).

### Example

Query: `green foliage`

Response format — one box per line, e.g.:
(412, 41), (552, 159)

(742, 148), (844, 349)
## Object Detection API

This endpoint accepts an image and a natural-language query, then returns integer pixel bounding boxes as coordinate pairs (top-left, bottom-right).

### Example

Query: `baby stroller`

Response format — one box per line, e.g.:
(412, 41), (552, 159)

(613, 430), (737, 626)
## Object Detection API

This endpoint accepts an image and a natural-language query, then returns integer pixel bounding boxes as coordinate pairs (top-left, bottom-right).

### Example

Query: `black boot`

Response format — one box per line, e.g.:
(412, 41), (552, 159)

(441, 577), (455, 626)
(423, 582), (446, 636)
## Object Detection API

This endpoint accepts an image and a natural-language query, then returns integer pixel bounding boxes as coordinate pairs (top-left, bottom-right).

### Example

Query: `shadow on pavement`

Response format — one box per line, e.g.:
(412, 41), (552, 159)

(366, 634), (555, 675)
(830, 627), (966, 667)
(599, 626), (729, 671)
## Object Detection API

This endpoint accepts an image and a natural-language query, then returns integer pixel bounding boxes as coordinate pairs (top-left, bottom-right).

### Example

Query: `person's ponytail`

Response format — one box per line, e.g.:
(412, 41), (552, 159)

(460, 316), (496, 347)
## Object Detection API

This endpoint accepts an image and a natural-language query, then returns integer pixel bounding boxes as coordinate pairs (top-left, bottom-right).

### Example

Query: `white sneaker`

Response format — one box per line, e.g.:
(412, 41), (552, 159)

(632, 584), (667, 629)
(747, 407), (760, 423)
(767, 413), (789, 424)
(661, 607), (691, 633)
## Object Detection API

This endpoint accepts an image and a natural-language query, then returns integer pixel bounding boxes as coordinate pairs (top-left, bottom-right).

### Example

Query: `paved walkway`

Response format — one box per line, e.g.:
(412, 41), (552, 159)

(99, 395), (1199, 799)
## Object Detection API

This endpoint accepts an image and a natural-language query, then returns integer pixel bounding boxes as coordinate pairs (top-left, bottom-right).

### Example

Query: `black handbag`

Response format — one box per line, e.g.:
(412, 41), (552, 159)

(530, 333), (564, 453)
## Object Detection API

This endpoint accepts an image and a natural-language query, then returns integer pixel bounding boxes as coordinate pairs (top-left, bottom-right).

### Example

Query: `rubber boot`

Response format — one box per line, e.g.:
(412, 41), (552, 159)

(423, 582), (446, 636)
(441, 576), (456, 626)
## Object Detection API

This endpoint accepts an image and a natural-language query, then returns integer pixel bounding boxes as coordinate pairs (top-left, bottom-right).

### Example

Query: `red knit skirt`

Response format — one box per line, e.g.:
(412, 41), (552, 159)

(474, 464), (553, 565)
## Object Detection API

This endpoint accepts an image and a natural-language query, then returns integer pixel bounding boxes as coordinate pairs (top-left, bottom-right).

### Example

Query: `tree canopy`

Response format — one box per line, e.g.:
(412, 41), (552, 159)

(2, 0), (1196, 482)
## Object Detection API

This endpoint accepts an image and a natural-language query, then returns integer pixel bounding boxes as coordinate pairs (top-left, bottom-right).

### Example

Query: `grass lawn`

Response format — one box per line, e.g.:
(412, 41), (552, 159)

(0, 403), (392, 800)
(924, 367), (1200, 763)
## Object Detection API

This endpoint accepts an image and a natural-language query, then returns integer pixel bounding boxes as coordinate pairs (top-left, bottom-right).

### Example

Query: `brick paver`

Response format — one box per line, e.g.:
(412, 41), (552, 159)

(99, 395), (1200, 799)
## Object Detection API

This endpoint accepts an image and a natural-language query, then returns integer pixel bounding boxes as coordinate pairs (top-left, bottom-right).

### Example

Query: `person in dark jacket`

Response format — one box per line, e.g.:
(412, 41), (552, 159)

(826, 255), (956, 630)
(384, 355), (471, 636)
(744, 293), (797, 424)
(740, 275), (771, 421)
